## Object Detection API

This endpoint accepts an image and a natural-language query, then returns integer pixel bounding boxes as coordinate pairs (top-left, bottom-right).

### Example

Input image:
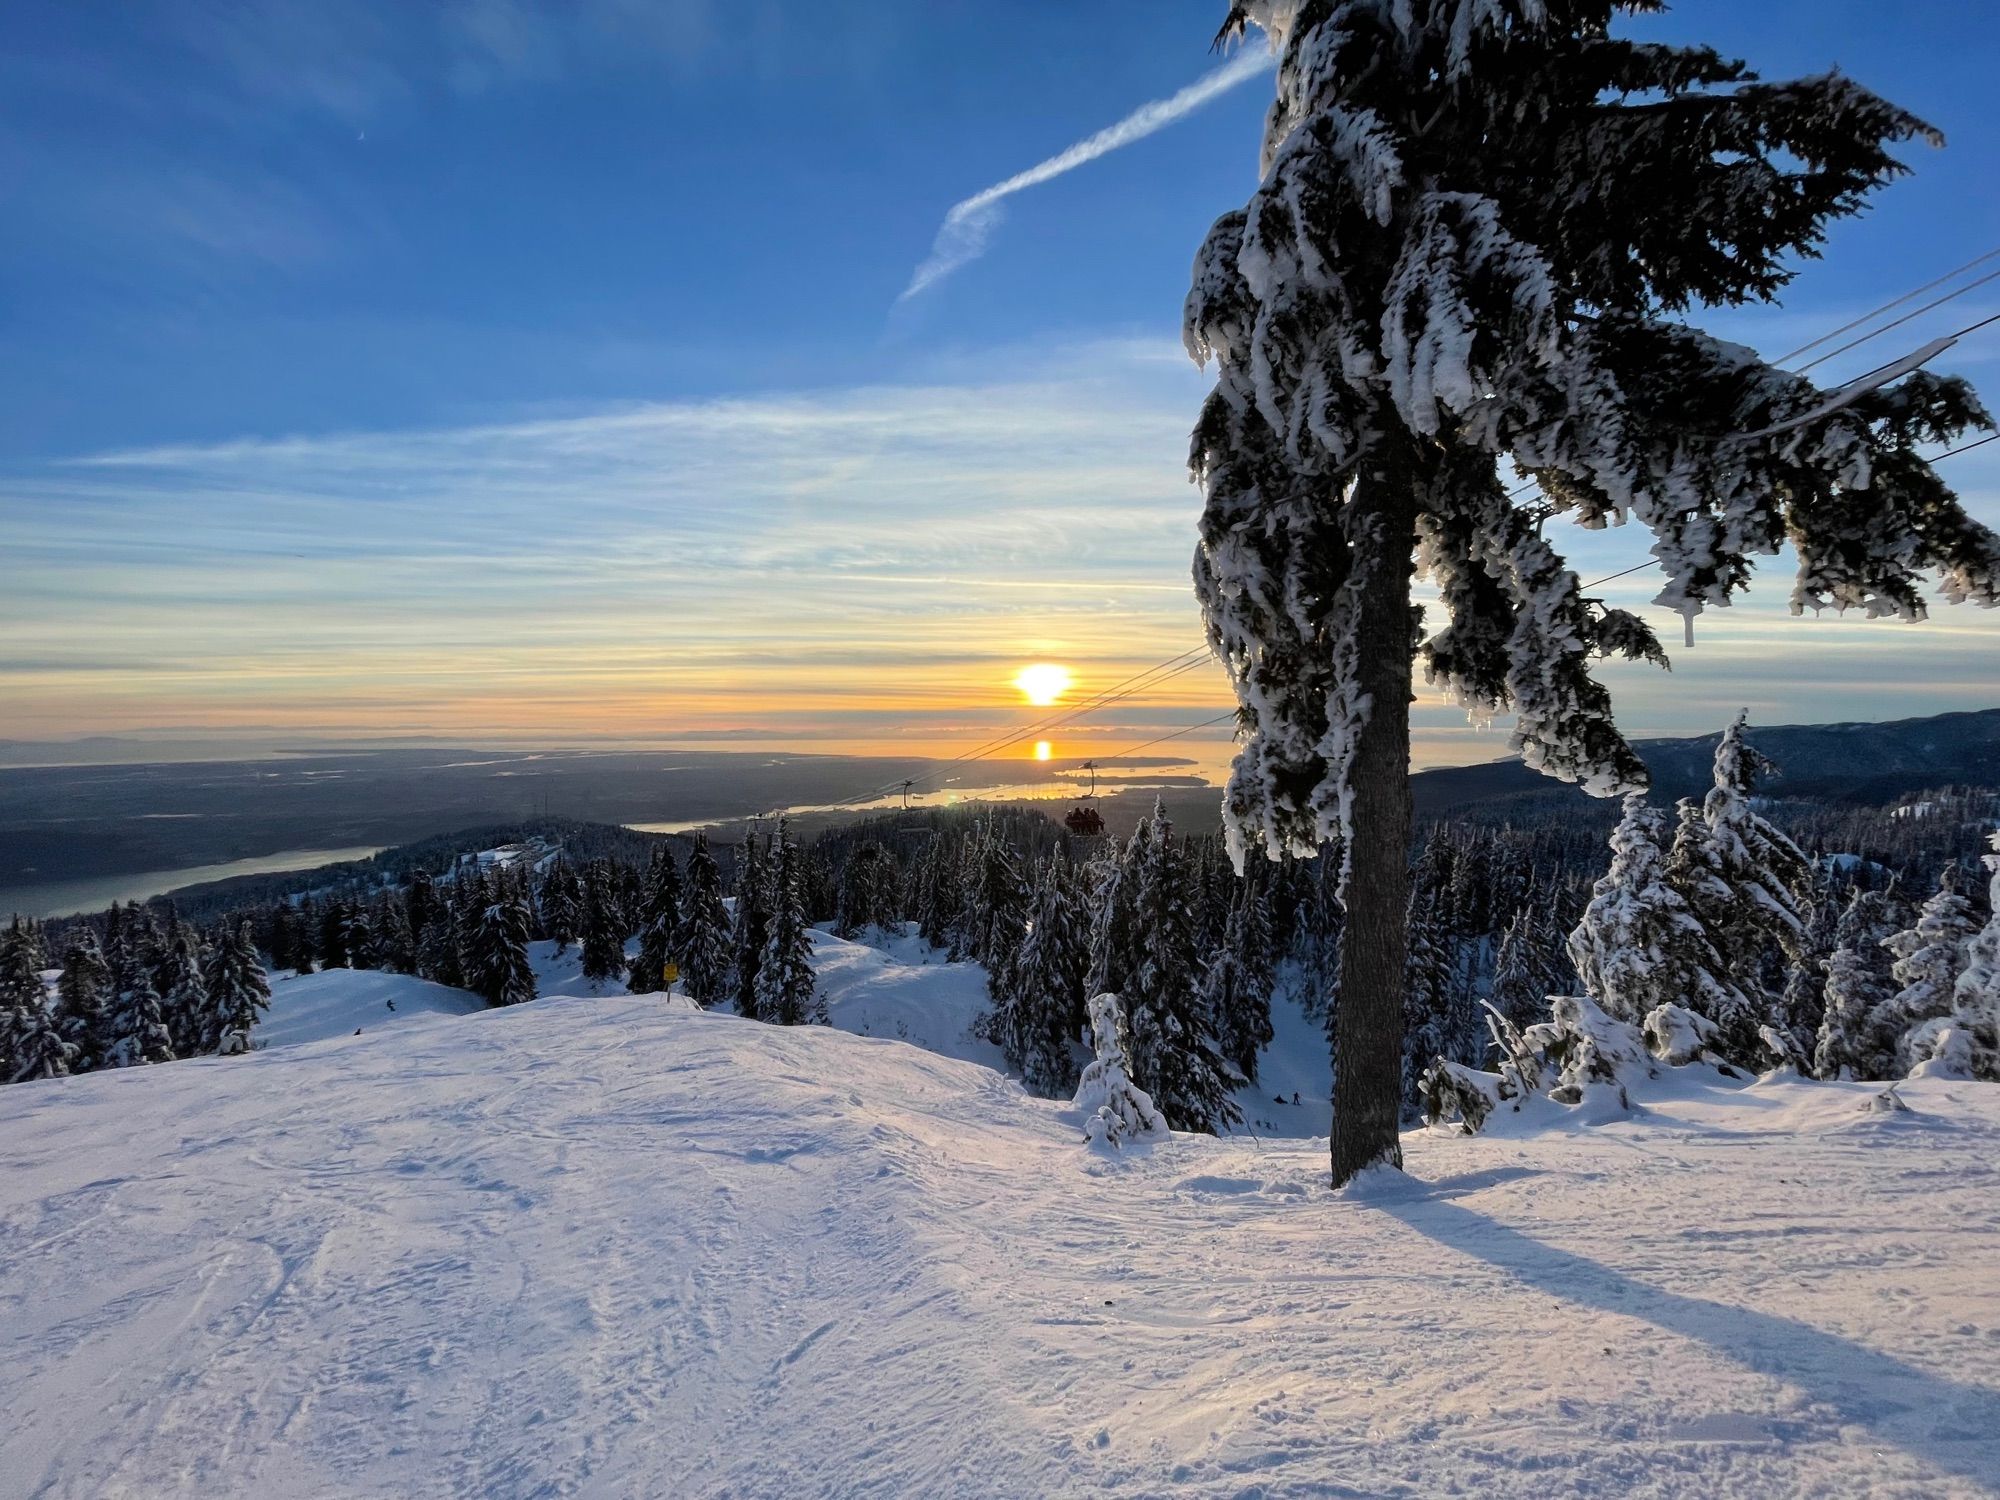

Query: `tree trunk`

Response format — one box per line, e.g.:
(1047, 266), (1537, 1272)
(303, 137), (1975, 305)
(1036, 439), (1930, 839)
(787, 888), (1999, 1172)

(1330, 470), (1417, 1189)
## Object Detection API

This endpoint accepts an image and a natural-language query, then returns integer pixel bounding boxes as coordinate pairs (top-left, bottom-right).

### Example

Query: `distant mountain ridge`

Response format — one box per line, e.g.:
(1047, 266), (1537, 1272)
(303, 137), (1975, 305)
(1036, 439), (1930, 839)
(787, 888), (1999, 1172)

(1410, 705), (2000, 817)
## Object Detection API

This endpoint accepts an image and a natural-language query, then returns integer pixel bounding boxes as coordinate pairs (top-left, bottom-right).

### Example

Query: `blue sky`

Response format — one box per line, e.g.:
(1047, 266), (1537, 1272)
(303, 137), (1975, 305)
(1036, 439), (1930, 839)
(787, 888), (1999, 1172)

(2, 0), (1997, 768)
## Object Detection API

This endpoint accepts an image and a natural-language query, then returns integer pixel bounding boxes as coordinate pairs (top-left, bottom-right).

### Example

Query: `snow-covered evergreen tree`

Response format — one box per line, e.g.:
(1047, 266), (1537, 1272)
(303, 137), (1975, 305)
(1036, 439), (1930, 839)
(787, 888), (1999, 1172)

(1191, 1), (1999, 1186)
(732, 834), (771, 1019)
(55, 930), (113, 1071)
(1778, 877), (1842, 1062)
(205, 921), (272, 1055)
(1401, 888), (1476, 1114)
(0, 926), (45, 1083)
(1001, 852), (1088, 1096)
(628, 845), (683, 995)
(8, 988), (76, 1083)
(1204, 889), (1274, 1085)
(469, 898), (536, 1008)
(755, 822), (820, 1026)
(835, 841), (898, 940)
(1880, 869), (1979, 1068)
(1124, 805), (1240, 1134)
(1568, 793), (1747, 1044)
(104, 972), (175, 1068)
(578, 862), (627, 986)
(1951, 832), (2000, 1080)
(676, 833), (733, 1008)
(155, 918), (212, 1055)
(1813, 887), (1904, 1080)
(1666, 716), (1815, 1047)
(539, 859), (582, 955)
(1072, 991), (1167, 1149)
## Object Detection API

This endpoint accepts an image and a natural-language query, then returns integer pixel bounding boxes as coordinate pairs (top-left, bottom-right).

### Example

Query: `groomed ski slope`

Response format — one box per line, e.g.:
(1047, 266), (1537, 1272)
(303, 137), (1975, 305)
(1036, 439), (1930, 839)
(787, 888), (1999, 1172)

(5, 980), (2000, 1499)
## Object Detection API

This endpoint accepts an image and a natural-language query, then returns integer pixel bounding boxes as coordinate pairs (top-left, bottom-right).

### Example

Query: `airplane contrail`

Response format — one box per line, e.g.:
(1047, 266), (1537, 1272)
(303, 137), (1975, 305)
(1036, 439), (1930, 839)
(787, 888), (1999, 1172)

(898, 46), (1275, 303)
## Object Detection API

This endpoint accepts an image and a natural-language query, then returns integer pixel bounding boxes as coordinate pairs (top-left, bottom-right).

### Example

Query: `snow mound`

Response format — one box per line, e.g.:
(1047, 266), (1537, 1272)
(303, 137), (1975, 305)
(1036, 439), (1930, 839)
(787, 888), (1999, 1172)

(809, 924), (1005, 1070)
(256, 967), (486, 1051)
(3, 1003), (1999, 1497)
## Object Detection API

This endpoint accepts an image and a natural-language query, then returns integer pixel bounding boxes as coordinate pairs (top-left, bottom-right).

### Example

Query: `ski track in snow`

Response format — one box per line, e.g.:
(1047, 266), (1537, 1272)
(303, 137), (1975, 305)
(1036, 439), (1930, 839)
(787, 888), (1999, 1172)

(2, 937), (1998, 1496)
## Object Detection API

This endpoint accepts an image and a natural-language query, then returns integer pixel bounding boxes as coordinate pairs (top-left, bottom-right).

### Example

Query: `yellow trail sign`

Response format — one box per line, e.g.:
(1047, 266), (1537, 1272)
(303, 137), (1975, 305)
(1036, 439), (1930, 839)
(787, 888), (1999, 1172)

(662, 962), (680, 986)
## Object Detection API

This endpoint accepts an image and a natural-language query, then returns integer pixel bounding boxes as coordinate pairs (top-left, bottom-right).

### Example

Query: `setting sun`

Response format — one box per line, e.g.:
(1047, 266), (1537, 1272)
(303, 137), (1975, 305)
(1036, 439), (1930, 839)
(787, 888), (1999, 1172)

(1033, 740), (1052, 761)
(1013, 663), (1072, 707)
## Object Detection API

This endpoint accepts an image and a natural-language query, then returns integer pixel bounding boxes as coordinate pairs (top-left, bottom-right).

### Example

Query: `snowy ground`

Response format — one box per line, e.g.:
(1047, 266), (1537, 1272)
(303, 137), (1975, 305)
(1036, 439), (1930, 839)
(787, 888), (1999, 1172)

(5, 971), (1999, 1498)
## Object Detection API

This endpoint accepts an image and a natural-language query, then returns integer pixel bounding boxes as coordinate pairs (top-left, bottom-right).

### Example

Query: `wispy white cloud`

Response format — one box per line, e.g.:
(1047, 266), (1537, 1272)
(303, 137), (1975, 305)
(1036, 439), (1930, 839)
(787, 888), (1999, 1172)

(899, 46), (1274, 302)
(4, 339), (1994, 758)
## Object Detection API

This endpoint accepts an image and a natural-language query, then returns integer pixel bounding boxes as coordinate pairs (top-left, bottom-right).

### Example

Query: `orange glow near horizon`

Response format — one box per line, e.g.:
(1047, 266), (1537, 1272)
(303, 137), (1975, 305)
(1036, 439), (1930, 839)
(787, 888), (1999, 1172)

(1033, 740), (1052, 761)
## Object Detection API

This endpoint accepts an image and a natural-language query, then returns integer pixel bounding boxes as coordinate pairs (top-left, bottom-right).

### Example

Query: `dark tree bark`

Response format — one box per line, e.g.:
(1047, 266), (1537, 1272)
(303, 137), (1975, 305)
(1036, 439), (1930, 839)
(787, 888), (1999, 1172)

(1330, 469), (1417, 1188)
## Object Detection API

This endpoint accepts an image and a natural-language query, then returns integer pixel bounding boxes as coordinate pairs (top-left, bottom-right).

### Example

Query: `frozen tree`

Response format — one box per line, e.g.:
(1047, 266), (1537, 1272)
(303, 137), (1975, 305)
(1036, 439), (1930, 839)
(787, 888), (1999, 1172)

(1568, 793), (1747, 1038)
(470, 898), (537, 1008)
(1190, 3), (1999, 1186)
(539, 859), (582, 955)
(104, 973), (176, 1068)
(1667, 715), (1815, 1041)
(731, 834), (771, 1019)
(836, 841), (899, 940)
(155, 918), (211, 1055)
(1813, 887), (1904, 1080)
(578, 861), (627, 986)
(1204, 889), (1275, 1084)
(1402, 887), (1474, 1113)
(8, 996), (75, 1083)
(1072, 991), (1168, 1149)
(55, 930), (114, 1071)
(1125, 804), (1241, 1134)
(0, 927), (47, 1083)
(205, 921), (272, 1055)
(1003, 852), (1088, 1096)
(629, 845), (684, 995)
(1778, 877), (1842, 1061)
(676, 833), (734, 1008)
(756, 822), (821, 1026)
(1879, 869), (1979, 1068)
(1951, 833), (2000, 1080)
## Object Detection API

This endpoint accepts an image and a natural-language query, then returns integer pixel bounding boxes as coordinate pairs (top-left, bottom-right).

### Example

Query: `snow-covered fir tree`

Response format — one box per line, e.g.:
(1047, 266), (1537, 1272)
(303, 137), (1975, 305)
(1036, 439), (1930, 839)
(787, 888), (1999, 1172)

(104, 972), (175, 1068)
(1813, 887), (1906, 1080)
(1778, 876), (1843, 1062)
(1190, 0), (2000, 1185)
(1201, 885), (1275, 1086)
(959, 823), (1028, 974)
(1072, 991), (1167, 1149)
(469, 898), (536, 1008)
(1082, 832), (1137, 1002)
(0, 925), (47, 1083)
(731, 834), (771, 1019)
(55, 929), (114, 1071)
(1123, 805), (1241, 1135)
(628, 845), (684, 995)
(755, 822), (821, 1027)
(675, 833), (733, 1008)
(1401, 887), (1476, 1115)
(1568, 793), (1747, 1043)
(205, 921), (271, 1055)
(155, 918), (212, 1056)
(997, 851), (1087, 1096)
(1880, 869), (1979, 1070)
(7, 986), (76, 1083)
(835, 841), (898, 940)
(539, 859), (582, 955)
(1949, 832), (2000, 1080)
(578, 861), (627, 985)
(1666, 715), (1815, 1045)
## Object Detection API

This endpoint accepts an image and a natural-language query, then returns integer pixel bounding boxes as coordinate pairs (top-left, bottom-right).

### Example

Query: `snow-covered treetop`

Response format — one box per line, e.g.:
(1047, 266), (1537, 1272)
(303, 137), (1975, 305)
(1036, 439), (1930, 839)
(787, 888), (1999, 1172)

(1191, 0), (1999, 864)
